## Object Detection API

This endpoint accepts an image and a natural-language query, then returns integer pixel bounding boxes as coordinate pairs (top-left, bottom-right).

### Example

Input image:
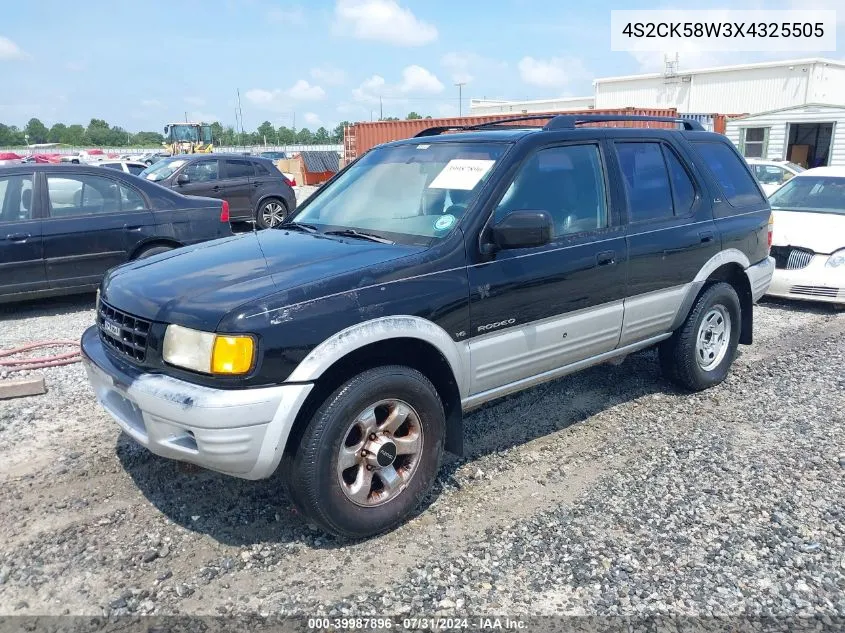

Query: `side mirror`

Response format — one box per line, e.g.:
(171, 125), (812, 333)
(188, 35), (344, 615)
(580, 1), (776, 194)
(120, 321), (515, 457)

(488, 210), (554, 250)
(176, 173), (190, 185)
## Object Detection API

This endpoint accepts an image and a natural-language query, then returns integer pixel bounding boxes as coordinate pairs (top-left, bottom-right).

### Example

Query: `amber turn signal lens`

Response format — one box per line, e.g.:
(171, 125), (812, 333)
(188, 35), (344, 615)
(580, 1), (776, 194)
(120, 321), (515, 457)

(211, 336), (255, 374)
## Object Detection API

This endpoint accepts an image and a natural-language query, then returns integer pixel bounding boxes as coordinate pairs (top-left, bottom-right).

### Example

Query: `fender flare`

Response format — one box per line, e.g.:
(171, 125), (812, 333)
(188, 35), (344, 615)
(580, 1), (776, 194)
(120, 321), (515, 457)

(286, 315), (470, 398)
(670, 249), (753, 332)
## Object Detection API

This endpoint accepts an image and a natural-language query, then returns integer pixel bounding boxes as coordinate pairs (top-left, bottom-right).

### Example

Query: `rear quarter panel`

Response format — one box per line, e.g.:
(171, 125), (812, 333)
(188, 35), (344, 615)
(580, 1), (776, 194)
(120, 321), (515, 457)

(153, 195), (233, 245)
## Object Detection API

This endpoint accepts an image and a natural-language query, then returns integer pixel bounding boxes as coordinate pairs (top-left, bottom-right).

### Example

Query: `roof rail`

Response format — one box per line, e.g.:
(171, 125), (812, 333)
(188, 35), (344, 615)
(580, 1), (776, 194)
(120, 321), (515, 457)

(412, 113), (705, 139)
(543, 114), (704, 131)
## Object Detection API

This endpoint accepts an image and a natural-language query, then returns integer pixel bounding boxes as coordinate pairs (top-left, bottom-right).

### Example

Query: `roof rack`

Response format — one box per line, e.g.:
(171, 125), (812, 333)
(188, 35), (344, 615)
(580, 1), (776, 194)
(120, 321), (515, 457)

(413, 114), (704, 138)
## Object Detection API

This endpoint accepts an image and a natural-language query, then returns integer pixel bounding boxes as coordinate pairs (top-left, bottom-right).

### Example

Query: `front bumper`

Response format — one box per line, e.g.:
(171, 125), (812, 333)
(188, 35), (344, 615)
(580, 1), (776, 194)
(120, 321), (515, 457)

(747, 256), (776, 303)
(766, 256), (845, 305)
(81, 326), (313, 480)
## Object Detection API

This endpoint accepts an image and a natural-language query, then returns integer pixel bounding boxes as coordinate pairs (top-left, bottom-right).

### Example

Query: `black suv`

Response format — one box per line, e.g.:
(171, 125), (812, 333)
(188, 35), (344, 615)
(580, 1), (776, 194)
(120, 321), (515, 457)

(139, 154), (297, 228)
(81, 115), (775, 538)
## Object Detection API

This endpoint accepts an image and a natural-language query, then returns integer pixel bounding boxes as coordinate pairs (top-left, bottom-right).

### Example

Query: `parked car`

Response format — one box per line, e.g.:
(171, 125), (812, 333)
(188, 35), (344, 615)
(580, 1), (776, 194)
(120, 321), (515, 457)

(97, 160), (149, 176)
(746, 158), (805, 196)
(0, 164), (233, 303)
(765, 166), (845, 306)
(81, 114), (774, 538)
(138, 153), (296, 228)
(259, 151), (288, 160)
(140, 152), (171, 166)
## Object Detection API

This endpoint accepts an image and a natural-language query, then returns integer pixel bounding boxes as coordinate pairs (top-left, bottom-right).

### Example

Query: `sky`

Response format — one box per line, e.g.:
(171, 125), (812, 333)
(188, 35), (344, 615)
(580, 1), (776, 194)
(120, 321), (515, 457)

(0, 0), (843, 133)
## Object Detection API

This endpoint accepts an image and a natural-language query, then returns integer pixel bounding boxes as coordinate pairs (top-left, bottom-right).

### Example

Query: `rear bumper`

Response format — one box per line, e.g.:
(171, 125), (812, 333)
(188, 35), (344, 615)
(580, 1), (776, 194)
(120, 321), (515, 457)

(81, 326), (313, 480)
(747, 256), (776, 303)
(766, 257), (845, 304)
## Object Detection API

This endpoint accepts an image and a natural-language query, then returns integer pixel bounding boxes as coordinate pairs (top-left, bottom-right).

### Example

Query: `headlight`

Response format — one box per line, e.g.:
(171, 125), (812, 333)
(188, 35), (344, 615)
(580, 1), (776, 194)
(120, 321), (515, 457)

(826, 249), (845, 269)
(163, 325), (255, 375)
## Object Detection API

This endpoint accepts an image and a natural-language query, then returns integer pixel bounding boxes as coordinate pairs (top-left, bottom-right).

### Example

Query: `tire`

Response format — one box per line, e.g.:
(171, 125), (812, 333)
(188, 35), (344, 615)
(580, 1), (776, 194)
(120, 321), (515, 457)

(659, 282), (741, 392)
(134, 245), (173, 260)
(255, 198), (288, 229)
(288, 366), (445, 539)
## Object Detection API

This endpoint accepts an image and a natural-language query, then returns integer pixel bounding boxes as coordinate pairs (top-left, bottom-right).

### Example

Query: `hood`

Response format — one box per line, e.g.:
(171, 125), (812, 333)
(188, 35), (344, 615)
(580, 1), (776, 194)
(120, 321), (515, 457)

(771, 209), (845, 254)
(102, 230), (420, 329)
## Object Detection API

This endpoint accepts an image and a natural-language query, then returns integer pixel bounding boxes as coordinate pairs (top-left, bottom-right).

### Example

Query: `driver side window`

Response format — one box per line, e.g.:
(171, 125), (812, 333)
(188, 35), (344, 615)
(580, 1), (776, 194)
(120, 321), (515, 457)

(493, 144), (608, 238)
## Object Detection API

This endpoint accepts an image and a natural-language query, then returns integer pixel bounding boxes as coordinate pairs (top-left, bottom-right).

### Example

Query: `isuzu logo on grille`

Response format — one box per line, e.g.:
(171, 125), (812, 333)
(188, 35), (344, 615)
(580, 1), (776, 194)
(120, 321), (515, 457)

(103, 320), (122, 338)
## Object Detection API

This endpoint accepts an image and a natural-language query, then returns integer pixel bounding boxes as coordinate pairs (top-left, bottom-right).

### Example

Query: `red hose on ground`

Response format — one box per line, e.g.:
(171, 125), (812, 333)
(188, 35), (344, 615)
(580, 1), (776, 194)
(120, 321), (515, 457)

(0, 340), (82, 373)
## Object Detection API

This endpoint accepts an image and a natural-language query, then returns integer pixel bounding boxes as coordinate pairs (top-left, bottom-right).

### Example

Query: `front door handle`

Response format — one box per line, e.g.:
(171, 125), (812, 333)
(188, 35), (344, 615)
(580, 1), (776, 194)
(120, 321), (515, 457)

(123, 224), (143, 232)
(596, 250), (616, 266)
(253, 181), (262, 187)
(212, 185), (224, 192)
(699, 230), (715, 244)
(6, 232), (31, 242)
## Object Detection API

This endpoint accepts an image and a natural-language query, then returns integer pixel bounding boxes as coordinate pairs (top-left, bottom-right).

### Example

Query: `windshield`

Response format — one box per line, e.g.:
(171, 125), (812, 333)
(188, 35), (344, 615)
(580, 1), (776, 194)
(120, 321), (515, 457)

(140, 158), (188, 182)
(785, 161), (806, 173)
(768, 175), (845, 215)
(290, 141), (509, 245)
(167, 125), (200, 143)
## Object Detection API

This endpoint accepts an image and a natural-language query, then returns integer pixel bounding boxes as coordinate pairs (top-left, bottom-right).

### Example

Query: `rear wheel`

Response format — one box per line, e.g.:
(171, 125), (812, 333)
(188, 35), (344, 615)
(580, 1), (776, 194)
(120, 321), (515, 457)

(256, 198), (288, 229)
(134, 245), (173, 260)
(659, 282), (741, 392)
(288, 366), (445, 539)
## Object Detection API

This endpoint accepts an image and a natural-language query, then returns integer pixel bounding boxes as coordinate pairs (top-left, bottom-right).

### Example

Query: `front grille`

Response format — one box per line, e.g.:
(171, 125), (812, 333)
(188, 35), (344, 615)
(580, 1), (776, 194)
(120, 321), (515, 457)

(97, 299), (151, 362)
(770, 246), (815, 270)
(789, 285), (843, 298)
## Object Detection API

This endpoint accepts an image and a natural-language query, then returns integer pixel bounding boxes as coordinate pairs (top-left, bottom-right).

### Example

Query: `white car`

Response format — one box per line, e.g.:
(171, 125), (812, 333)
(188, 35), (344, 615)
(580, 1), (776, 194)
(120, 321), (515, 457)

(97, 160), (148, 176)
(766, 166), (845, 306)
(746, 158), (805, 196)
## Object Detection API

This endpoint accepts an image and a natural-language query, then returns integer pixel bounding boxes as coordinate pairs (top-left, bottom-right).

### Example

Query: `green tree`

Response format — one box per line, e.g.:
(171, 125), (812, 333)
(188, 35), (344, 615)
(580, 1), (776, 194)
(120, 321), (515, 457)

(220, 126), (238, 146)
(48, 123), (67, 144)
(313, 126), (330, 143)
(25, 118), (49, 144)
(332, 121), (350, 143)
(109, 125), (130, 146)
(256, 121), (276, 145)
(0, 123), (23, 146)
(63, 124), (87, 146)
(131, 131), (164, 146)
(210, 122), (224, 144)
(295, 127), (314, 143)
(406, 112), (422, 120)
(380, 116), (400, 121)
(277, 125), (296, 144)
(86, 118), (111, 145)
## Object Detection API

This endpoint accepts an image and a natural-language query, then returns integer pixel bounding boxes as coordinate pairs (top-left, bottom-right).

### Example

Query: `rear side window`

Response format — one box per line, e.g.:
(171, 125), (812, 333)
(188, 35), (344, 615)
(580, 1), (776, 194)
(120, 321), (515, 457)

(225, 159), (254, 179)
(253, 160), (271, 176)
(664, 147), (696, 215)
(615, 142), (674, 222)
(127, 164), (145, 175)
(692, 141), (765, 207)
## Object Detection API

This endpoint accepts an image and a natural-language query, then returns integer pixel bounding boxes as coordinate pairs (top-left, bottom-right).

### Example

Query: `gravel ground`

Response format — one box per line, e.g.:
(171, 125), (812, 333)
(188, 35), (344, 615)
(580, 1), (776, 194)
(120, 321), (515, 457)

(0, 295), (843, 622)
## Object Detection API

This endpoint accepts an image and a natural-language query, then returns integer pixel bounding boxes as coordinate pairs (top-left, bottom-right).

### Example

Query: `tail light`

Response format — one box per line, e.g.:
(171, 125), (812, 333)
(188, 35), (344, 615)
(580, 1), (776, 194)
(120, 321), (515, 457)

(220, 200), (230, 223)
(284, 176), (297, 187)
(767, 212), (773, 251)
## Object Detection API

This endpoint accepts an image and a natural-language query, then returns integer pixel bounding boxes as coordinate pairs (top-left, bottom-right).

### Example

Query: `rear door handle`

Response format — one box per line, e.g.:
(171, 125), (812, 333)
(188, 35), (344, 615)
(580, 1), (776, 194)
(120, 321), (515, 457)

(123, 224), (143, 232)
(212, 185), (224, 192)
(699, 230), (715, 244)
(6, 232), (31, 242)
(596, 250), (616, 266)
(253, 181), (262, 187)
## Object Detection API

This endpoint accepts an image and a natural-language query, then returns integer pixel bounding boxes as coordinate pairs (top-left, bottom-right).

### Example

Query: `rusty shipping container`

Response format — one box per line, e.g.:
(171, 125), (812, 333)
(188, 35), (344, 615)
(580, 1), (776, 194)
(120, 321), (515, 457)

(343, 108), (680, 160)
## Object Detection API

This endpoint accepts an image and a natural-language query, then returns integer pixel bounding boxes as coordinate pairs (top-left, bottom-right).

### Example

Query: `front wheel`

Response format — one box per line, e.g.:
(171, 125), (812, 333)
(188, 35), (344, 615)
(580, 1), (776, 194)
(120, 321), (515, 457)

(256, 198), (288, 229)
(288, 366), (445, 539)
(659, 282), (741, 392)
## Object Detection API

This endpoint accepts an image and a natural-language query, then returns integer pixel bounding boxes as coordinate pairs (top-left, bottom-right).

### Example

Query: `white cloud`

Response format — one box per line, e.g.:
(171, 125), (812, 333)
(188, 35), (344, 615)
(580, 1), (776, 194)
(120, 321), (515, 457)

(288, 79), (326, 101)
(303, 112), (322, 126)
(310, 65), (346, 86)
(398, 65), (443, 94)
(267, 6), (306, 25)
(518, 56), (589, 89)
(352, 65), (443, 106)
(332, 0), (437, 46)
(245, 80), (326, 110)
(184, 96), (206, 106)
(0, 36), (28, 61)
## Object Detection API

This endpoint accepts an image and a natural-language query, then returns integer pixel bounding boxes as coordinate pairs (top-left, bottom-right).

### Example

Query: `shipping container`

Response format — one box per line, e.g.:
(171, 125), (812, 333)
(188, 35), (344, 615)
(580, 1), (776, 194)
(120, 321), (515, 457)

(343, 108), (680, 160)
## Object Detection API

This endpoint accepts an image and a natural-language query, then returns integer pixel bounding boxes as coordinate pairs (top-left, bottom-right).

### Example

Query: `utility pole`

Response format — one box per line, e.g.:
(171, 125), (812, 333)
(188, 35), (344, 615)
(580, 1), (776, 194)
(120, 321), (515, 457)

(455, 82), (466, 117)
(236, 89), (245, 147)
(184, 111), (188, 122)
(379, 96), (383, 121)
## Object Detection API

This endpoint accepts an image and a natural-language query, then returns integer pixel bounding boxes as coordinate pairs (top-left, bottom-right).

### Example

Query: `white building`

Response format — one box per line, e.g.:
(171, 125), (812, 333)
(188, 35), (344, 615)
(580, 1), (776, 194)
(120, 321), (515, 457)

(726, 103), (845, 167)
(469, 96), (595, 115)
(593, 58), (845, 114)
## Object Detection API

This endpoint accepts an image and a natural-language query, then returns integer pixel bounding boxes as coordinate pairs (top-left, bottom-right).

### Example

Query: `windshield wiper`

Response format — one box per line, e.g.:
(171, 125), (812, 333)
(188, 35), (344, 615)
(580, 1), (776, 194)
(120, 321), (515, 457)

(323, 229), (395, 244)
(281, 221), (319, 233)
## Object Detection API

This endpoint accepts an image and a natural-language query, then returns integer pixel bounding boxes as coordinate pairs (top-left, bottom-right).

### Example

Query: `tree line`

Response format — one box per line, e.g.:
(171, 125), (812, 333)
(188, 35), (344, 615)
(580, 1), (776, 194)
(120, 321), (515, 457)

(0, 112), (432, 148)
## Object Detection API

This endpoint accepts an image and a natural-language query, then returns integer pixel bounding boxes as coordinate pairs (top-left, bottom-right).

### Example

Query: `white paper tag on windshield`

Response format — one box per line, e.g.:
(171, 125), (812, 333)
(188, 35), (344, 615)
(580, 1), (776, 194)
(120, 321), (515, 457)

(428, 159), (495, 190)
